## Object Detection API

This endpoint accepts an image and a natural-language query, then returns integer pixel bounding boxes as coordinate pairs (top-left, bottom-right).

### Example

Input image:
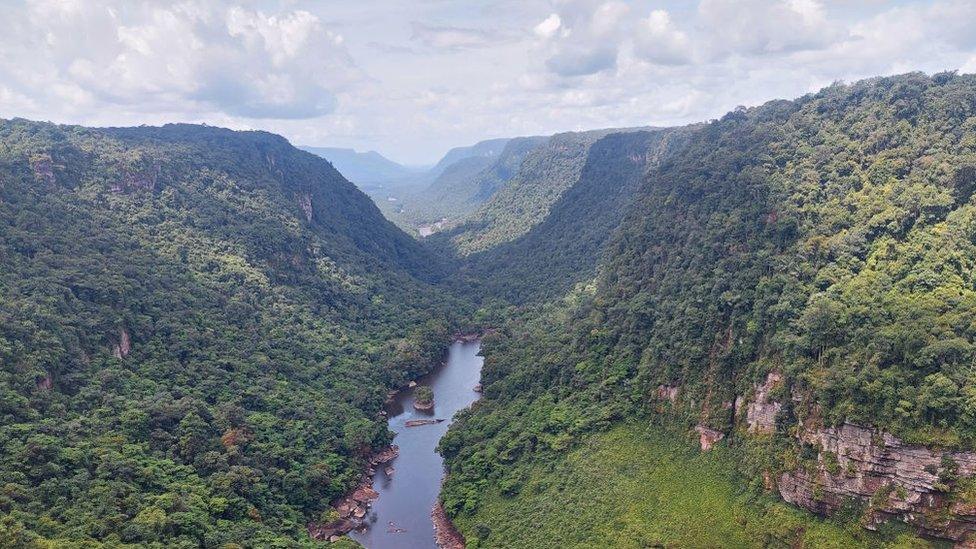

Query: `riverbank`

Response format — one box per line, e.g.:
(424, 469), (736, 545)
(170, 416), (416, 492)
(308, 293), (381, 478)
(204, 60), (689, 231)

(308, 336), (462, 542)
(432, 501), (466, 549)
(348, 338), (484, 548)
(307, 446), (399, 542)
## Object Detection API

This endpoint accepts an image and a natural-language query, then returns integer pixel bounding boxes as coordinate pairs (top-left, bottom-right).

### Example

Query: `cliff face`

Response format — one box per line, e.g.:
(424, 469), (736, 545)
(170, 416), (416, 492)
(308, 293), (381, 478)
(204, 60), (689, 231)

(730, 370), (976, 542)
(744, 371), (781, 434)
(683, 370), (976, 543)
(776, 423), (976, 543)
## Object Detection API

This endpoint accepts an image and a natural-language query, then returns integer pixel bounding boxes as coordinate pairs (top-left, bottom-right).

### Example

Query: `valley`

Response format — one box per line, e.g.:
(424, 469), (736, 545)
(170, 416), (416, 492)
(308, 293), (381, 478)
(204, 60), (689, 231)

(4, 72), (976, 549)
(348, 339), (483, 549)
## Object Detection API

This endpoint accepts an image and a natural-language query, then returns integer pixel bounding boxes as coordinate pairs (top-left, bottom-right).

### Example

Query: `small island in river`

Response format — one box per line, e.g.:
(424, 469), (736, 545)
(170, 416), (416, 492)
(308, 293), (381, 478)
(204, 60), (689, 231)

(413, 385), (435, 410)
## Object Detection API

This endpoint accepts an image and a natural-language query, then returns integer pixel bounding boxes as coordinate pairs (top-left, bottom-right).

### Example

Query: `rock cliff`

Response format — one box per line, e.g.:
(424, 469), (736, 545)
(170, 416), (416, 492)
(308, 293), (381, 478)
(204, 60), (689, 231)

(730, 373), (976, 543)
(777, 423), (976, 543)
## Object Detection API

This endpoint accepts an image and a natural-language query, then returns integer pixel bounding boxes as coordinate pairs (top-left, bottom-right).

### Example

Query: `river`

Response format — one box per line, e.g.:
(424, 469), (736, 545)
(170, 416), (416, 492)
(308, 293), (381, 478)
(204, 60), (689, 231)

(349, 339), (483, 548)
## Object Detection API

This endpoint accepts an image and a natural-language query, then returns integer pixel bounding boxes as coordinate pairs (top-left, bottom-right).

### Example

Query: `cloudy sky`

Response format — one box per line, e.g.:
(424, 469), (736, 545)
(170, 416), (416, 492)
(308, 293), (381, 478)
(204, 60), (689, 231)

(1, 0), (975, 164)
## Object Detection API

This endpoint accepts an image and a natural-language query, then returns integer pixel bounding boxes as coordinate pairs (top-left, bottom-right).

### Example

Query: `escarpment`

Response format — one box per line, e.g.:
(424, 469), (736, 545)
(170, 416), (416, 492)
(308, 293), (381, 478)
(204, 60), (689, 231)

(601, 73), (976, 544)
(668, 370), (976, 543)
(740, 375), (976, 542)
(776, 423), (976, 542)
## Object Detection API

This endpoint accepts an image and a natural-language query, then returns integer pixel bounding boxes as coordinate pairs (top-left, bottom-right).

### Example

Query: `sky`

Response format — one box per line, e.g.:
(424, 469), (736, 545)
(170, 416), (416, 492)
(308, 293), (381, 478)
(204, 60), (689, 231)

(1, 1), (975, 165)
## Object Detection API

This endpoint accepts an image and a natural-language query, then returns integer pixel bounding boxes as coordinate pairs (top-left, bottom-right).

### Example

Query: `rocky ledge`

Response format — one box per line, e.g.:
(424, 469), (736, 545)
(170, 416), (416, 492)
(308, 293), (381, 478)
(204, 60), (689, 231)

(777, 423), (976, 543)
(661, 371), (976, 543)
(432, 501), (466, 549)
(307, 445), (399, 542)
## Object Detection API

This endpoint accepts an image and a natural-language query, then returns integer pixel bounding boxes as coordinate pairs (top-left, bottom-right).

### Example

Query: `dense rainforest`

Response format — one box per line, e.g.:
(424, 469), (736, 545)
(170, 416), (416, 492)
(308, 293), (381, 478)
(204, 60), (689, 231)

(0, 120), (465, 547)
(440, 72), (976, 547)
(5, 71), (976, 548)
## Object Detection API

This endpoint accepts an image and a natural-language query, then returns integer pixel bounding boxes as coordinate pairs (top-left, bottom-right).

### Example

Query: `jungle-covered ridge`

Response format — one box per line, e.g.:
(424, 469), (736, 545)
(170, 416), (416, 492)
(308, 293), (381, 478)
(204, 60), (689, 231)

(5, 71), (976, 547)
(304, 136), (524, 235)
(438, 71), (976, 546)
(0, 119), (467, 546)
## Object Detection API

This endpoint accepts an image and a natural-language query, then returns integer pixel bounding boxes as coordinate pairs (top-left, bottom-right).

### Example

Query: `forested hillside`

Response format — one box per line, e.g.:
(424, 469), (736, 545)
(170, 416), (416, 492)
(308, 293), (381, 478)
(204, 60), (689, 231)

(427, 138), (511, 181)
(439, 128), (641, 255)
(390, 137), (547, 231)
(446, 127), (695, 303)
(442, 72), (976, 546)
(7, 72), (976, 548)
(0, 120), (461, 546)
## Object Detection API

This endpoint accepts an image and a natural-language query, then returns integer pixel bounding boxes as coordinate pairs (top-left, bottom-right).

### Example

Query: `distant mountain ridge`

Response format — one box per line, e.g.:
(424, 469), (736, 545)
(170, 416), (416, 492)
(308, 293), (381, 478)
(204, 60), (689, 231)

(399, 136), (549, 227)
(428, 137), (512, 180)
(437, 127), (657, 255)
(300, 145), (423, 186)
(305, 135), (546, 234)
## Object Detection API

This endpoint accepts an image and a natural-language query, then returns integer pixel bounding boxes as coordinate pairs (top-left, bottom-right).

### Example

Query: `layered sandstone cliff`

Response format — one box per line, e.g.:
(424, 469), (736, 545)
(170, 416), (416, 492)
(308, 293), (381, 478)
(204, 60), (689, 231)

(777, 423), (976, 543)
(658, 371), (976, 544)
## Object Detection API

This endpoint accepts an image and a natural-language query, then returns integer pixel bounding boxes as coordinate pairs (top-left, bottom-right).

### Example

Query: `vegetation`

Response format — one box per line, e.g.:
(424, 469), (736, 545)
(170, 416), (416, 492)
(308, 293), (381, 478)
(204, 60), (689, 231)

(447, 127), (696, 303)
(438, 128), (633, 255)
(597, 71), (976, 443)
(442, 72), (976, 543)
(415, 386), (435, 407)
(387, 137), (546, 230)
(5, 70), (976, 547)
(0, 119), (462, 546)
(450, 422), (925, 548)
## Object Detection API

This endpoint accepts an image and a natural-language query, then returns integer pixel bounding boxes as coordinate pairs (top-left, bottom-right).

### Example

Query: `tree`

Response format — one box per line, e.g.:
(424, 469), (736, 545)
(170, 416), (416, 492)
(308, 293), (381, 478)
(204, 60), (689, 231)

(415, 386), (434, 408)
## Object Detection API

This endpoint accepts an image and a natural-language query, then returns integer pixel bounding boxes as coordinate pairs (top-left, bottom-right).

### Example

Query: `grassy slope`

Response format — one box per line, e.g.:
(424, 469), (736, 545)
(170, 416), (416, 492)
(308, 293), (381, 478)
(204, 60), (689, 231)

(453, 423), (930, 549)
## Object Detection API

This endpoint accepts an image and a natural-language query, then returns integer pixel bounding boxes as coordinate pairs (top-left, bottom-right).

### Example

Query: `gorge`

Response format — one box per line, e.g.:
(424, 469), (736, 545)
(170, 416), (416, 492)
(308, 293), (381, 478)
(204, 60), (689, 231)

(5, 72), (976, 548)
(349, 339), (483, 549)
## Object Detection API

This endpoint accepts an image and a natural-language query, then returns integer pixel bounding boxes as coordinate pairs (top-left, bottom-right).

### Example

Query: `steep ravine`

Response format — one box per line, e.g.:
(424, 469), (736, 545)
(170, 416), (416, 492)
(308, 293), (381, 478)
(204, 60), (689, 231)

(437, 74), (976, 547)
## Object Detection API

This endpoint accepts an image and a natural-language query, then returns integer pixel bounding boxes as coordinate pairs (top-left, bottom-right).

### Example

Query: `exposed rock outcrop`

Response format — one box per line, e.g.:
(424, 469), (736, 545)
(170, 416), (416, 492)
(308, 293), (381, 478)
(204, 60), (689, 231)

(745, 371), (782, 433)
(432, 501), (465, 549)
(112, 327), (132, 359)
(778, 423), (976, 542)
(111, 167), (159, 193)
(308, 445), (399, 541)
(36, 374), (52, 390)
(656, 384), (679, 403)
(30, 154), (56, 185)
(298, 192), (313, 222)
(728, 373), (976, 542)
(695, 424), (725, 451)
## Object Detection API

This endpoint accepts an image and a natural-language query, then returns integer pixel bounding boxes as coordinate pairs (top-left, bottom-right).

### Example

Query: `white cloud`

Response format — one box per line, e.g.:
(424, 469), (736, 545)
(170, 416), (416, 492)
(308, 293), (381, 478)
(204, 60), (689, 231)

(633, 10), (693, 66)
(962, 56), (976, 75)
(697, 0), (844, 57)
(0, 0), (359, 120)
(2, 0), (976, 163)
(409, 22), (508, 51)
(536, 1), (630, 77)
(534, 14), (562, 38)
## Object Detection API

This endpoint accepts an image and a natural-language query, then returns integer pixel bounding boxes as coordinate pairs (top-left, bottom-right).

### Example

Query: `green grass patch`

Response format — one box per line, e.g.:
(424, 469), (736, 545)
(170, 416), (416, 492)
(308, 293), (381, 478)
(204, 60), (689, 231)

(453, 422), (930, 548)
